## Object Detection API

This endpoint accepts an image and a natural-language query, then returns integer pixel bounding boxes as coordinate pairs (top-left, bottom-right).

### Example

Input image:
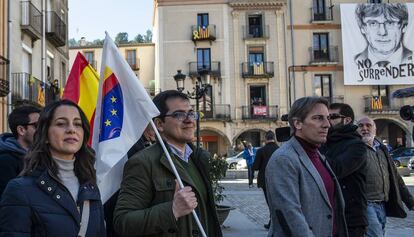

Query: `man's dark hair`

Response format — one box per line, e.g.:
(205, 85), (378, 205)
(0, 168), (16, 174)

(152, 90), (190, 119)
(8, 105), (41, 138)
(288, 97), (329, 132)
(330, 103), (355, 123)
(356, 3), (408, 28)
(265, 130), (275, 141)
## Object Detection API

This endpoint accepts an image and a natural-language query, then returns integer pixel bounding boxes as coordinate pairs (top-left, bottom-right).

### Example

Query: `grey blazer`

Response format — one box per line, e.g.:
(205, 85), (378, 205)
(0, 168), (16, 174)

(265, 137), (348, 237)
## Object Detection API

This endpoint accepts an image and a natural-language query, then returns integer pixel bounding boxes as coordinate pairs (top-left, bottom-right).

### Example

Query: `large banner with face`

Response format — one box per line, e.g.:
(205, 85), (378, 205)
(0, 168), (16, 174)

(341, 3), (414, 85)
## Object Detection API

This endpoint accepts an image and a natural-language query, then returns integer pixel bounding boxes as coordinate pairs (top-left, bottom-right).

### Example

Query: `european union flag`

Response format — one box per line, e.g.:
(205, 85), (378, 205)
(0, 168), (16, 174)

(99, 73), (124, 142)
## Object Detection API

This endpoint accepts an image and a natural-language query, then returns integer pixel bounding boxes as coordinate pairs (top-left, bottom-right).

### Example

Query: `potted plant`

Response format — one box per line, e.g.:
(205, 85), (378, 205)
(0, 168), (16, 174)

(209, 154), (235, 225)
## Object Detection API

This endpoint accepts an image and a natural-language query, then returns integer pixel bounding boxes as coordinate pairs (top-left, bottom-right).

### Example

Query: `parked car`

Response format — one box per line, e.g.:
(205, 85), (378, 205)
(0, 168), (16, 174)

(225, 152), (247, 170)
(390, 147), (414, 167)
(408, 157), (414, 170)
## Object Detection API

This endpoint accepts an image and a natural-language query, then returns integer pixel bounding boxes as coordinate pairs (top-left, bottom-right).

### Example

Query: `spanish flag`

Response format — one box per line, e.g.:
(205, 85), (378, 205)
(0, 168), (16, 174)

(63, 52), (99, 144)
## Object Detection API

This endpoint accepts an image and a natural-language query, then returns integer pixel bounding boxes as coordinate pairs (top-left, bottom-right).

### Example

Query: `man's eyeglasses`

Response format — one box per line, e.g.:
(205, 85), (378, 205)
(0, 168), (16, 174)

(163, 111), (199, 121)
(364, 20), (401, 30)
(328, 114), (346, 120)
(24, 122), (38, 128)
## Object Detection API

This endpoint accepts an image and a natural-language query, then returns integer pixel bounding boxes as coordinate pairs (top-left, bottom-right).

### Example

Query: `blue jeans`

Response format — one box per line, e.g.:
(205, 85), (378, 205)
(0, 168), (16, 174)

(365, 202), (386, 237)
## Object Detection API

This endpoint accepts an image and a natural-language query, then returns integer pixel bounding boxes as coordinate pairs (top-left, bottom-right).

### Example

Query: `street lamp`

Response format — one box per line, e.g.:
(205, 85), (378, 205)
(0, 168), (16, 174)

(173, 69), (210, 150)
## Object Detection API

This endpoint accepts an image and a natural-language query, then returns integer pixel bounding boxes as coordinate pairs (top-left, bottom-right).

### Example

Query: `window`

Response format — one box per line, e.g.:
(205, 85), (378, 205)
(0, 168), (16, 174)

(313, 33), (329, 61)
(47, 56), (54, 81)
(197, 13), (209, 27)
(83, 51), (94, 64)
(61, 61), (66, 84)
(314, 75), (332, 99)
(369, 0), (382, 3)
(313, 0), (326, 20)
(197, 48), (211, 70)
(372, 85), (390, 106)
(248, 46), (264, 75)
(83, 51), (95, 69)
(126, 49), (137, 68)
(248, 14), (263, 38)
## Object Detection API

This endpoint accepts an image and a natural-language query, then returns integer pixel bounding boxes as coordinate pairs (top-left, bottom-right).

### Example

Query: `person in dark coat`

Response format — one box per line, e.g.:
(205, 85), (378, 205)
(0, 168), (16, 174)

(104, 124), (156, 237)
(0, 105), (40, 198)
(0, 100), (106, 237)
(253, 130), (279, 229)
(320, 103), (368, 237)
(114, 90), (222, 237)
(357, 116), (414, 237)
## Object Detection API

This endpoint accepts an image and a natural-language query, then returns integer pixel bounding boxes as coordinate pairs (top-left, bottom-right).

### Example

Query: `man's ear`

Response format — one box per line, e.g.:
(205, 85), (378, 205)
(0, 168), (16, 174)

(154, 118), (164, 132)
(16, 125), (26, 137)
(402, 24), (407, 34)
(293, 119), (302, 131)
(344, 117), (353, 125)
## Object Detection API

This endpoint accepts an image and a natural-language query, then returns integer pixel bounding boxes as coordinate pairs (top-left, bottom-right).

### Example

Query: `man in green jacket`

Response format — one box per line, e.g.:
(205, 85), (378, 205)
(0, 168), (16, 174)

(114, 90), (222, 237)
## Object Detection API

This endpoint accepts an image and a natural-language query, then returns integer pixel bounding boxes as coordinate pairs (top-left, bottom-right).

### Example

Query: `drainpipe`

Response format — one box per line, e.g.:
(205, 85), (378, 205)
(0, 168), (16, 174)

(41, 0), (46, 83)
(288, 0), (296, 106)
(7, 0), (12, 121)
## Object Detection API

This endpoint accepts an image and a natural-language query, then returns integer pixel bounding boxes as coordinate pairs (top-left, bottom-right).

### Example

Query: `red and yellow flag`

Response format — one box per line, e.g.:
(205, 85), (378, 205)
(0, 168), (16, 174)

(63, 52), (99, 144)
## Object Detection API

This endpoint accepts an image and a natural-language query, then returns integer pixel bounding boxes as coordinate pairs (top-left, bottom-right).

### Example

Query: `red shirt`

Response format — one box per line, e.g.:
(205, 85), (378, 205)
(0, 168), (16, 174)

(296, 136), (336, 236)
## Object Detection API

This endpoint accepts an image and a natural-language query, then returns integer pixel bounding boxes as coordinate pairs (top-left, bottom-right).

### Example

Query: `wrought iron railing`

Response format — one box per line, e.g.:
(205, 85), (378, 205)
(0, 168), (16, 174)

(191, 25), (216, 41)
(310, 7), (333, 22)
(10, 73), (59, 106)
(21, 1), (42, 39)
(188, 62), (221, 78)
(363, 96), (401, 114)
(242, 25), (269, 39)
(46, 11), (66, 47)
(241, 62), (274, 78)
(309, 46), (339, 64)
(194, 104), (231, 121)
(241, 105), (279, 120)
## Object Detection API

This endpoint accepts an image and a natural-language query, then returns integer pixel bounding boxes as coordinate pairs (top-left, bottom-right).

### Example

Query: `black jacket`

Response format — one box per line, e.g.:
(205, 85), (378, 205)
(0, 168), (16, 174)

(374, 140), (414, 218)
(0, 133), (27, 198)
(320, 124), (368, 227)
(253, 142), (279, 188)
(0, 168), (106, 237)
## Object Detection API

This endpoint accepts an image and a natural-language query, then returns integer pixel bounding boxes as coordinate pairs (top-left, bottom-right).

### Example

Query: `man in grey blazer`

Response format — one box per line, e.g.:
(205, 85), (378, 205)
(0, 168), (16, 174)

(266, 97), (348, 237)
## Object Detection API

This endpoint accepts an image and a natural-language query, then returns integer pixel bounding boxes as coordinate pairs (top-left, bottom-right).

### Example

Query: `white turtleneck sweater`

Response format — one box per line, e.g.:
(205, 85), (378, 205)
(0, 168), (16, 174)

(53, 157), (80, 202)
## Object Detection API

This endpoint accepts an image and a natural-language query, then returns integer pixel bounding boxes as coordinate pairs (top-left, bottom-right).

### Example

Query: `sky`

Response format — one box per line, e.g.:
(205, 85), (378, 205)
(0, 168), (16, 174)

(68, 0), (153, 41)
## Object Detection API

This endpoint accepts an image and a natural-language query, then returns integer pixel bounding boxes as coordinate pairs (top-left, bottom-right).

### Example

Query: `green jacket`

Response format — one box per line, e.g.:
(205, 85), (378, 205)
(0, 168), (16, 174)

(114, 143), (222, 237)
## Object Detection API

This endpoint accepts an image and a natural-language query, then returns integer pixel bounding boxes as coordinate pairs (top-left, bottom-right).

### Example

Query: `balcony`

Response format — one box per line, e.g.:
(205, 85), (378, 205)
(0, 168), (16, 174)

(243, 25), (269, 40)
(188, 62), (221, 79)
(241, 62), (274, 78)
(127, 58), (140, 71)
(10, 73), (59, 106)
(191, 25), (216, 42)
(310, 7), (333, 22)
(363, 96), (402, 114)
(241, 105), (279, 120)
(0, 56), (10, 97)
(309, 46), (339, 64)
(46, 11), (66, 47)
(21, 1), (42, 40)
(195, 104), (231, 121)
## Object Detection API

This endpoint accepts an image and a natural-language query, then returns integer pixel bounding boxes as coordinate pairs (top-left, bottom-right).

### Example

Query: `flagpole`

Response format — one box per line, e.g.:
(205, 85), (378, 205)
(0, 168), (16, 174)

(149, 120), (207, 237)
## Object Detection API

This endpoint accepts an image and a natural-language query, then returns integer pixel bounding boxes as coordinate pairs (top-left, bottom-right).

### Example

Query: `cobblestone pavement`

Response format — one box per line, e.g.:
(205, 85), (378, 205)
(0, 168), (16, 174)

(221, 174), (414, 237)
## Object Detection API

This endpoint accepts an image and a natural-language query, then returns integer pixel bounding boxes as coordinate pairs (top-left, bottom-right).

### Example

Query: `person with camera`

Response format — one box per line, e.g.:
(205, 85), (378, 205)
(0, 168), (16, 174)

(320, 103), (368, 237)
(357, 116), (414, 237)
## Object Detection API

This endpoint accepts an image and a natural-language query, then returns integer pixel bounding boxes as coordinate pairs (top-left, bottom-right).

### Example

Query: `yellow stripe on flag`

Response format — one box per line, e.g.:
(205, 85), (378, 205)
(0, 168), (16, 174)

(78, 64), (99, 121)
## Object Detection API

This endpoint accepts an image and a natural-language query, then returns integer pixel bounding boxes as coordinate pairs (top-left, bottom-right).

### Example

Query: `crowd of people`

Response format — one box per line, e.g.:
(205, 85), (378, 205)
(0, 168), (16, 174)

(0, 91), (413, 237)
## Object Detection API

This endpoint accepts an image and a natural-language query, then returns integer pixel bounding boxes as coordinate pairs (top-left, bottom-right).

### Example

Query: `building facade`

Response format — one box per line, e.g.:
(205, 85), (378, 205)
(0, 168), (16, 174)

(0, 0), (9, 131)
(288, 0), (414, 148)
(0, 0), (69, 132)
(154, 0), (287, 156)
(68, 42), (156, 96)
(153, 0), (414, 155)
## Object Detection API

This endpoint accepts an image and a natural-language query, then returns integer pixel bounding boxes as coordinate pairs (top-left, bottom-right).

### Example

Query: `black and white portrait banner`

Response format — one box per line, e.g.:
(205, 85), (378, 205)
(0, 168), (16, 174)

(341, 3), (414, 85)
